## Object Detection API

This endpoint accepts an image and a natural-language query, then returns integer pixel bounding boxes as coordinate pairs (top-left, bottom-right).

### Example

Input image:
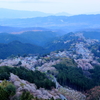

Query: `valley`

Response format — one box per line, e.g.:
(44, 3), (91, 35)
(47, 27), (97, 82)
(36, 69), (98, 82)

(0, 10), (100, 100)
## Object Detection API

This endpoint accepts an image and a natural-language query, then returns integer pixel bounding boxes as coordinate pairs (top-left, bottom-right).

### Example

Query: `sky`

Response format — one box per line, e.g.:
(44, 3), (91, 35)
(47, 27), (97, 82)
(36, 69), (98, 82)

(0, 0), (100, 14)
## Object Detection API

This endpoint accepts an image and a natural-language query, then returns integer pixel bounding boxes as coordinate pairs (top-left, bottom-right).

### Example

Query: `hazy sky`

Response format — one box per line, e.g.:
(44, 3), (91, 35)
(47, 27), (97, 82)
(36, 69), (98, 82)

(0, 0), (100, 14)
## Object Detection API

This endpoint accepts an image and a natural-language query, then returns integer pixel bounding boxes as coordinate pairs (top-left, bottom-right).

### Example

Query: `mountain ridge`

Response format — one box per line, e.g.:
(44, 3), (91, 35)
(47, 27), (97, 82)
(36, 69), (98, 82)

(0, 8), (51, 18)
(1, 14), (100, 32)
(0, 8), (71, 19)
(0, 40), (46, 59)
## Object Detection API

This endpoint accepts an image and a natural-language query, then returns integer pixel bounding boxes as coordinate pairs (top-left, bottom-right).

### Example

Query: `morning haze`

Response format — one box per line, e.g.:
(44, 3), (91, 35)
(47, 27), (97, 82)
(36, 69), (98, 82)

(0, 0), (100, 15)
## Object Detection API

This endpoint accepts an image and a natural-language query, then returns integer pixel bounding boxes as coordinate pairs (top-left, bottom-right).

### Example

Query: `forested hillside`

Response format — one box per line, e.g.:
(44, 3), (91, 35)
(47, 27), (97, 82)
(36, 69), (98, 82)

(0, 41), (46, 59)
(0, 31), (59, 46)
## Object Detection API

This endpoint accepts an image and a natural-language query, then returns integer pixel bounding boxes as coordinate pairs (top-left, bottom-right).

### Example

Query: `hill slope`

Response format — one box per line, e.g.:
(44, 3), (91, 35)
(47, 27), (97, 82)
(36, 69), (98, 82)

(82, 31), (100, 40)
(0, 41), (45, 59)
(0, 31), (59, 46)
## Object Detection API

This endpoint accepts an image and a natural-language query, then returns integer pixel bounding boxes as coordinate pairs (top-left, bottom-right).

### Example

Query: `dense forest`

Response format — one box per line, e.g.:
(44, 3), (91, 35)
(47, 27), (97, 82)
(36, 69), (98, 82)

(0, 66), (55, 90)
(53, 64), (100, 91)
(0, 41), (47, 59)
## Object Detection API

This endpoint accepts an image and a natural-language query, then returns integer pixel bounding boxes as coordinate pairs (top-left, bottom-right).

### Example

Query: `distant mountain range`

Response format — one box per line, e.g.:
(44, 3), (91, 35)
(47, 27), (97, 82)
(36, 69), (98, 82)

(0, 8), (71, 19)
(55, 12), (71, 16)
(0, 8), (51, 18)
(0, 14), (100, 32)
(0, 8), (100, 33)
(0, 26), (49, 33)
